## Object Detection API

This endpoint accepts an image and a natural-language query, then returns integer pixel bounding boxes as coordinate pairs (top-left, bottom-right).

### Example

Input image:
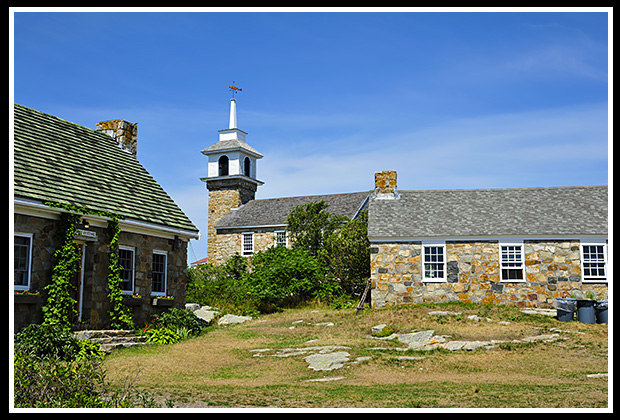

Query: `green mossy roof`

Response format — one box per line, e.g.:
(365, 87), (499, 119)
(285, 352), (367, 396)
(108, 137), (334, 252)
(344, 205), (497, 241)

(13, 103), (198, 233)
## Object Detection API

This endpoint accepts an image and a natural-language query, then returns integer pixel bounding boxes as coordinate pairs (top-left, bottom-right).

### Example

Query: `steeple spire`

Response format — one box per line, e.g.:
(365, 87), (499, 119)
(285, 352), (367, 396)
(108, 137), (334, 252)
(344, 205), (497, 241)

(229, 98), (237, 129)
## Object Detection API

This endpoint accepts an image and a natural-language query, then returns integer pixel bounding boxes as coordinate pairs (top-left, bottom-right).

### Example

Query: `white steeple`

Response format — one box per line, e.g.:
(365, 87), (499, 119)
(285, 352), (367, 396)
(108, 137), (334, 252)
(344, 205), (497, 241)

(229, 98), (237, 129)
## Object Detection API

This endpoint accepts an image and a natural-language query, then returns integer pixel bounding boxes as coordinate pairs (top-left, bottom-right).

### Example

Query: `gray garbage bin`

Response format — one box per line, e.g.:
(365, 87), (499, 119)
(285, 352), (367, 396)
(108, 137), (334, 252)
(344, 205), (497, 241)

(576, 299), (596, 324)
(554, 297), (577, 322)
(595, 300), (608, 324)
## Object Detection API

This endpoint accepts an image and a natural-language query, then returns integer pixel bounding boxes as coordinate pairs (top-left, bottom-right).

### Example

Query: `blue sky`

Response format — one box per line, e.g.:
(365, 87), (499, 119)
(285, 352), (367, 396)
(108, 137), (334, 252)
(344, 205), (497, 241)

(11, 9), (610, 262)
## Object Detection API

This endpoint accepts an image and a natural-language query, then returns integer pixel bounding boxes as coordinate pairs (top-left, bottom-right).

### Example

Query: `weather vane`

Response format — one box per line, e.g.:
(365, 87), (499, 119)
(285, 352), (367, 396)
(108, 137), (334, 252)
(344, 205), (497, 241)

(229, 81), (242, 98)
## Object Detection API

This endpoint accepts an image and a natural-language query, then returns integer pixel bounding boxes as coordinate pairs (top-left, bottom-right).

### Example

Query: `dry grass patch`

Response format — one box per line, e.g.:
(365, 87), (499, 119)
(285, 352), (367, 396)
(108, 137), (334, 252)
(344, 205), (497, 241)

(103, 302), (608, 408)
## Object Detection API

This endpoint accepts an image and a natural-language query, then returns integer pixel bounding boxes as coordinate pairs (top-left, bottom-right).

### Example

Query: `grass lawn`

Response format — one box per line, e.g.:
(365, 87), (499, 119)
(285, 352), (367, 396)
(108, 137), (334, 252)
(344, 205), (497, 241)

(103, 302), (609, 409)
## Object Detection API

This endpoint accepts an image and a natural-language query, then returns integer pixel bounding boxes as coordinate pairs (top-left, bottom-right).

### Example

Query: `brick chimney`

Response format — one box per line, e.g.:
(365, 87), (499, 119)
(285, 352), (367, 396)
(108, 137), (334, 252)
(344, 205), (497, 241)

(374, 170), (399, 199)
(96, 120), (138, 157)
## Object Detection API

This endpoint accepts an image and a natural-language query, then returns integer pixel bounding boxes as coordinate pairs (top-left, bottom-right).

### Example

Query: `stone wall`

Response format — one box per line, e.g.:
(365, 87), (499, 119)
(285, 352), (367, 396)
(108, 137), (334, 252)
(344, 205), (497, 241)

(13, 213), (188, 331)
(212, 228), (287, 266)
(206, 178), (257, 265)
(370, 239), (608, 309)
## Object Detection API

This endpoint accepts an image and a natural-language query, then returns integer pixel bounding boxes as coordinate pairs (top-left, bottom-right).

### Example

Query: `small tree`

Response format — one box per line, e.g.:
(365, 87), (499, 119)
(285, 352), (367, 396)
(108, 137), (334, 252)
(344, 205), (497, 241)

(285, 200), (347, 257)
(319, 211), (370, 295)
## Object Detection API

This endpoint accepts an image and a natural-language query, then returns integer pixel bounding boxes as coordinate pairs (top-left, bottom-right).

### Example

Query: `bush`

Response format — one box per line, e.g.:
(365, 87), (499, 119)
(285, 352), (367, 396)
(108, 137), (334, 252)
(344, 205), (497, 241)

(245, 246), (331, 312)
(187, 256), (257, 315)
(14, 323), (103, 362)
(154, 308), (210, 337)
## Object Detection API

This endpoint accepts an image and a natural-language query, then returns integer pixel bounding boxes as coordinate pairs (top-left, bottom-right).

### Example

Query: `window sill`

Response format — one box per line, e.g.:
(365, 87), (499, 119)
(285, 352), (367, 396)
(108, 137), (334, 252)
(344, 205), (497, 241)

(422, 279), (447, 283)
(151, 297), (174, 307)
(582, 279), (608, 284)
(14, 293), (42, 305)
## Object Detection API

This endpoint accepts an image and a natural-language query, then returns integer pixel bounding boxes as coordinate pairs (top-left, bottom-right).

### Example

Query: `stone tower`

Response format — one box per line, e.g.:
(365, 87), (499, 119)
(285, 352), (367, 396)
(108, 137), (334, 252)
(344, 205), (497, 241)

(201, 96), (263, 264)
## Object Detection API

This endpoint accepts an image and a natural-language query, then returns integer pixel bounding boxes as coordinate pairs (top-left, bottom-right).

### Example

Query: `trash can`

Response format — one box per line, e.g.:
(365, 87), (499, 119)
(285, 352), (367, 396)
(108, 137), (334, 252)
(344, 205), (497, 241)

(576, 299), (596, 324)
(554, 297), (577, 322)
(595, 301), (608, 324)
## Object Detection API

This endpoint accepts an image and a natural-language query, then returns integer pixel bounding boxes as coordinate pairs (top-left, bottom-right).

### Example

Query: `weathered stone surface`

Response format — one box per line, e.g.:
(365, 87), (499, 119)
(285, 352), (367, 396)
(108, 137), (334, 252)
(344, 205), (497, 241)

(397, 330), (434, 349)
(305, 351), (350, 371)
(371, 239), (608, 310)
(218, 314), (252, 326)
(194, 306), (219, 324)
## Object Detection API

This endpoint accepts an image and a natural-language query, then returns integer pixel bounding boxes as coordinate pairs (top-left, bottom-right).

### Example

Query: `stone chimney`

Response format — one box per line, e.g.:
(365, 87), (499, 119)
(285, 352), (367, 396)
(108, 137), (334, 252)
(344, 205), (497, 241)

(374, 170), (399, 199)
(96, 120), (138, 157)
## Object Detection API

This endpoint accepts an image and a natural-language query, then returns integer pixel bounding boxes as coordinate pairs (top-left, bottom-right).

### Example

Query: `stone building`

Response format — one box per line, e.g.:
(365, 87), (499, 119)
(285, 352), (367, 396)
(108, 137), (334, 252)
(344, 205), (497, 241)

(200, 99), (608, 311)
(200, 98), (368, 265)
(13, 104), (200, 331)
(368, 171), (608, 309)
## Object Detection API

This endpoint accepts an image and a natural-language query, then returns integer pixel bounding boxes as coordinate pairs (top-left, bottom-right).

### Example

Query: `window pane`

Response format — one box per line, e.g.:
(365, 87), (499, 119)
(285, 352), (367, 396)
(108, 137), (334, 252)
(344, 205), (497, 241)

(119, 249), (134, 291)
(14, 236), (30, 287)
(152, 253), (166, 293)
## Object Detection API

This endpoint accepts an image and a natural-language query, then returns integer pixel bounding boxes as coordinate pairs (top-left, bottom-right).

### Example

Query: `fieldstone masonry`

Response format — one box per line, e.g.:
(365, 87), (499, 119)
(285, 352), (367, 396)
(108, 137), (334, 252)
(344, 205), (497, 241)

(14, 213), (188, 331)
(371, 240), (608, 309)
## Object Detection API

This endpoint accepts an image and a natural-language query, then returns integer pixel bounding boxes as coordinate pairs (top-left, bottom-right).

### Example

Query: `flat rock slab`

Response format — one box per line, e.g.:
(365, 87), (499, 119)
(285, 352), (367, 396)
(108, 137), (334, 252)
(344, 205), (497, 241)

(305, 351), (350, 371)
(397, 330), (435, 349)
(218, 314), (252, 326)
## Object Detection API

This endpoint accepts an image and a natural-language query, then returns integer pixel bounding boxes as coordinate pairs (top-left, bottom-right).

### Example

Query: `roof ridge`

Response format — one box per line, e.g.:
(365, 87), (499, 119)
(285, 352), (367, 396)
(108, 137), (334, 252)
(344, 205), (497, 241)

(251, 190), (371, 203)
(397, 185), (607, 194)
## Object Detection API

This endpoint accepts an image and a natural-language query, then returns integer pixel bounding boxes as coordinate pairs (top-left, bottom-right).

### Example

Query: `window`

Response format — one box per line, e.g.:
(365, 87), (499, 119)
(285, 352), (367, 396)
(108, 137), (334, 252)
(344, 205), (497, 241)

(500, 242), (525, 282)
(244, 157), (251, 177)
(242, 233), (254, 256)
(118, 247), (135, 293)
(423, 242), (446, 282)
(581, 242), (607, 282)
(218, 155), (229, 176)
(14, 234), (32, 290)
(275, 231), (287, 247)
(152, 251), (167, 295)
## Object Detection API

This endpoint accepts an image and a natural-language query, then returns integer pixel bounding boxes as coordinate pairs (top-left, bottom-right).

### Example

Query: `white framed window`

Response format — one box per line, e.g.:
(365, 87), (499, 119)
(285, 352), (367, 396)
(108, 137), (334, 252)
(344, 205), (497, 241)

(152, 251), (168, 295)
(118, 246), (135, 293)
(274, 230), (287, 247)
(581, 241), (607, 283)
(14, 233), (33, 291)
(422, 242), (446, 282)
(500, 241), (525, 282)
(242, 232), (254, 256)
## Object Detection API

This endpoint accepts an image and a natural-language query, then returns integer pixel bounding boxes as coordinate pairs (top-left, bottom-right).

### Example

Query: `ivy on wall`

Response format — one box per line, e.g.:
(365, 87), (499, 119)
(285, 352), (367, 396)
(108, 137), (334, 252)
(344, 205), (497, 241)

(43, 202), (132, 330)
(106, 218), (133, 330)
(41, 211), (81, 329)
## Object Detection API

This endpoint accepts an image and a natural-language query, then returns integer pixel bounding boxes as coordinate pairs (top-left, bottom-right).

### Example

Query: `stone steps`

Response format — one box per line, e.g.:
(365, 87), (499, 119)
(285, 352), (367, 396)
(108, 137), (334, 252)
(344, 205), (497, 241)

(74, 329), (151, 353)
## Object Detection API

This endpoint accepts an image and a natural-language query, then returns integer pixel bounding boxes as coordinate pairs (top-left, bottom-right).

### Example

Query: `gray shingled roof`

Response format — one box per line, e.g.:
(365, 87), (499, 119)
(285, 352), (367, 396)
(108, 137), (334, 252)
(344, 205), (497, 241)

(200, 138), (263, 158)
(368, 186), (607, 239)
(215, 191), (370, 229)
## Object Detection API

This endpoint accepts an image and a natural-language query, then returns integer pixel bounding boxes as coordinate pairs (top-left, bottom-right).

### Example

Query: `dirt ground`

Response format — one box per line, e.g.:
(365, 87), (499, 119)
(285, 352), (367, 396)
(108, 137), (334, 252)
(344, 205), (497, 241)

(103, 303), (609, 409)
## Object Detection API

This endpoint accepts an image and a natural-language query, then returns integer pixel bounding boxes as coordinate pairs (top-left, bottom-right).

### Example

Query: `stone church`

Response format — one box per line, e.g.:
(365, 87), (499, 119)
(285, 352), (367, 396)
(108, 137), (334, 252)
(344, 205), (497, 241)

(201, 98), (608, 309)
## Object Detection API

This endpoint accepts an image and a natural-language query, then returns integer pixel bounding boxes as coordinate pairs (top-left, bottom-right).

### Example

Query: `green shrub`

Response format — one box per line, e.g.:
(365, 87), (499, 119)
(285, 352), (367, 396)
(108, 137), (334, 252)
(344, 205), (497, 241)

(187, 257), (257, 315)
(156, 308), (210, 337)
(245, 246), (327, 311)
(144, 327), (182, 345)
(14, 323), (102, 362)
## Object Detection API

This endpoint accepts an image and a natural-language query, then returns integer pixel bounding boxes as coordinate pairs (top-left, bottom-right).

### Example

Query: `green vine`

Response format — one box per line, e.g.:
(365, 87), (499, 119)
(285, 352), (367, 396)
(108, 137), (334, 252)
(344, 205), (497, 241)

(106, 218), (134, 330)
(42, 212), (81, 330)
(43, 202), (132, 330)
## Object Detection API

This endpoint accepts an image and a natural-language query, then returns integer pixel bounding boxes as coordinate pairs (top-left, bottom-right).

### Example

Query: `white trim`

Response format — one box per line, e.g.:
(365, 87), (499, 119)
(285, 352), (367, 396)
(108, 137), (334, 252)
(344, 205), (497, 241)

(242, 232), (254, 256)
(13, 232), (33, 291)
(14, 197), (200, 240)
(499, 240), (526, 283)
(151, 250), (168, 296)
(580, 240), (608, 283)
(118, 245), (135, 295)
(421, 240), (447, 283)
(274, 230), (288, 248)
